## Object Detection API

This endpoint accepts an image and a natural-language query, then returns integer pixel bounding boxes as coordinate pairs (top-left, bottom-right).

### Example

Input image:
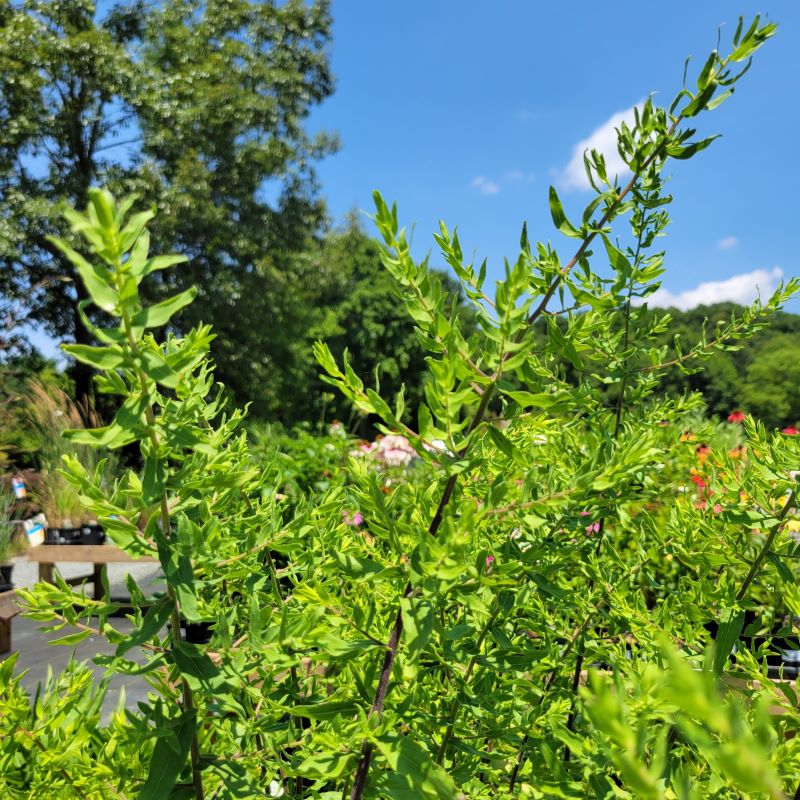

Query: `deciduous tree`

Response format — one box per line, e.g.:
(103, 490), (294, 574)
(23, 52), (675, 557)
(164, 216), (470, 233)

(0, 0), (336, 410)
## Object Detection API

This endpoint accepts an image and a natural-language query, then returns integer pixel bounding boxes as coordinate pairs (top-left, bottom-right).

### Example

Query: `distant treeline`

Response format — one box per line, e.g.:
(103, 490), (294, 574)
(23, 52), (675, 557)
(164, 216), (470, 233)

(649, 302), (800, 428)
(538, 301), (800, 430)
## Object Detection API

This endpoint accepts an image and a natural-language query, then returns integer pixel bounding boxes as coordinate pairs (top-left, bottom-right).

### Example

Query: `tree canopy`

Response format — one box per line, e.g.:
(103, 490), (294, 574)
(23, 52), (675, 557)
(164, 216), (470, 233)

(0, 0), (336, 407)
(652, 303), (800, 428)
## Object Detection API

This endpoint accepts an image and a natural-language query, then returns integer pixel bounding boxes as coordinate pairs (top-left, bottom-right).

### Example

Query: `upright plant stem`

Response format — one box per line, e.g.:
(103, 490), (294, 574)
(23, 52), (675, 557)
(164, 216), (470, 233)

(116, 269), (205, 800)
(350, 117), (684, 800)
(562, 229), (645, 764)
(434, 607), (501, 765)
(736, 488), (797, 602)
(508, 595), (605, 790)
(349, 386), (496, 800)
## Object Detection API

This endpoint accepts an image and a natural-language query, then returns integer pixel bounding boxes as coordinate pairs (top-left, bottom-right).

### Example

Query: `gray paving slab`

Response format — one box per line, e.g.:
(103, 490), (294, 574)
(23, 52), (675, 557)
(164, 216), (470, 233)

(3, 554), (166, 723)
(2, 614), (154, 723)
(9, 553), (165, 594)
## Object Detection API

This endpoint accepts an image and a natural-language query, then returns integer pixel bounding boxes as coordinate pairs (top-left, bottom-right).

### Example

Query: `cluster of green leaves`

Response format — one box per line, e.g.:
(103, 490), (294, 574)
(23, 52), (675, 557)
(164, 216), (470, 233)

(247, 421), (357, 499)
(0, 653), (142, 799)
(5, 16), (800, 800)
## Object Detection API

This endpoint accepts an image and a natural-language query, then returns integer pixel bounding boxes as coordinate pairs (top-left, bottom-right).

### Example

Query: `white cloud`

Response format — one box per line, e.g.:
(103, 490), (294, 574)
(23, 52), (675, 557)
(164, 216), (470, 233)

(471, 175), (500, 196)
(561, 102), (642, 191)
(646, 267), (784, 311)
(717, 236), (739, 250)
(506, 169), (536, 183)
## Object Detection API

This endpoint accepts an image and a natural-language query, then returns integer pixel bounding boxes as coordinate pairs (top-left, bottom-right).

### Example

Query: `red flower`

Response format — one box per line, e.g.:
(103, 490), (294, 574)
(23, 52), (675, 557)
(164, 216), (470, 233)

(690, 474), (706, 489)
(727, 410), (746, 423)
(781, 426), (799, 435)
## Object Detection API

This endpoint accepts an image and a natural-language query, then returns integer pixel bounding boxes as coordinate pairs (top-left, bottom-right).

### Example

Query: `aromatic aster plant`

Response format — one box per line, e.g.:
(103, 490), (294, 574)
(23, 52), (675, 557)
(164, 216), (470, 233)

(3, 14), (800, 800)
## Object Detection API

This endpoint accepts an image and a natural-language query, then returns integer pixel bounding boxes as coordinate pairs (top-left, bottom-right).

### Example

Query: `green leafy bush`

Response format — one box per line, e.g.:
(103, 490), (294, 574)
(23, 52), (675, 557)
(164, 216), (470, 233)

(4, 16), (800, 800)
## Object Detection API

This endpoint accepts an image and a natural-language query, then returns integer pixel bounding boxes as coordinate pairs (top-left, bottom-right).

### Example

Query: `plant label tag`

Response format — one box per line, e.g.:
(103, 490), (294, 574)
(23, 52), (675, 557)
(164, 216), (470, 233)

(23, 514), (47, 546)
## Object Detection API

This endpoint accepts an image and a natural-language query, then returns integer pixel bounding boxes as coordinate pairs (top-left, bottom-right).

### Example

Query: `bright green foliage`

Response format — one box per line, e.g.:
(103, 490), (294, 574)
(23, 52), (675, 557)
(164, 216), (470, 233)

(0, 653), (144, 799)
(6, 16), (800, 800)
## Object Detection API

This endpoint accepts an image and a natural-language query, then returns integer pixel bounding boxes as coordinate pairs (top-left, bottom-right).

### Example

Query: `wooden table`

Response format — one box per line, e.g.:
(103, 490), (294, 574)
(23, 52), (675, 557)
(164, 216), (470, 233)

(27, 544), (158, 599)
(0, 590), (20, 654)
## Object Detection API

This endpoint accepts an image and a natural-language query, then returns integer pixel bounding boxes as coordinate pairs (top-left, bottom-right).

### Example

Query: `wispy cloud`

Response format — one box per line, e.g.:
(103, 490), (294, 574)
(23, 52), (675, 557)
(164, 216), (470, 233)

(561, 102), (642, 191)
(645, 267), (784, 311)
(470, 176), (500, 196)
(505, 169), (536, 183)
(717, 236), (739, 250)
(513, 107), (545, 122)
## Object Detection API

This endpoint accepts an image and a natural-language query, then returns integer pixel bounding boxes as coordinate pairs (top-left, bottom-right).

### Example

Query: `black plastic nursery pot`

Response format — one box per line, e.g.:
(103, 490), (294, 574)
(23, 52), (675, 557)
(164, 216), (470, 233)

(182, 620), (214, 645)
(0, 563), (13, 592)
(707, 611), (800, 679)
(45, 523), (106, 546)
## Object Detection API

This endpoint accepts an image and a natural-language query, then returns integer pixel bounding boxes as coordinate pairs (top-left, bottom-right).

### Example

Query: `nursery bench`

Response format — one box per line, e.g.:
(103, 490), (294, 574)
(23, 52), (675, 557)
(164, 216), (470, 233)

(27, 544), (158, 599)
(0, 589), (20, 655)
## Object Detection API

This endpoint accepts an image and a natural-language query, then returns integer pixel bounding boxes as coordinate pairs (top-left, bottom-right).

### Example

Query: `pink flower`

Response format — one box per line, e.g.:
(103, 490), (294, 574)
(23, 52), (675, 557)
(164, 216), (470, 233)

(585, 521), (601, 535)
(485, 555), (495, 573)
(349, 440), (378, 458)
(328, 420), (345, 436)
(376, 434), (417, 468)
(727, 410), (746, 423)
(342, 510), (363, 527)
(781, 426), (799, 435)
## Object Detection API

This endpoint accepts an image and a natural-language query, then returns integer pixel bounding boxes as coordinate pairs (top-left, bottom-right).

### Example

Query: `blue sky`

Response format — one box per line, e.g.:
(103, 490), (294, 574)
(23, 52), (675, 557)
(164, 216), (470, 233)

(26, 1), (800, 357)
(310, 0), (799, 312)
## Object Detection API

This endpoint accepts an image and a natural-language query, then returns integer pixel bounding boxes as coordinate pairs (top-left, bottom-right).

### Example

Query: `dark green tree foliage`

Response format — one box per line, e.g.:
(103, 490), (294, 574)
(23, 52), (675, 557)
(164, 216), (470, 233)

(303, 218), (475, 428)
(133, 0), (337, 418)
(0, 0), (140, 402)
(646, 304), (800, 427)
(0, 0), (336, 409)
(535, 302), (800, 429)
